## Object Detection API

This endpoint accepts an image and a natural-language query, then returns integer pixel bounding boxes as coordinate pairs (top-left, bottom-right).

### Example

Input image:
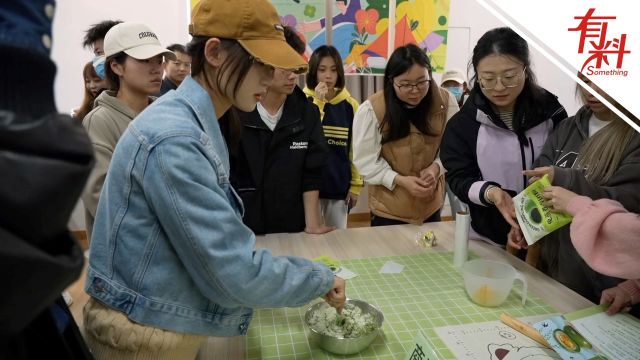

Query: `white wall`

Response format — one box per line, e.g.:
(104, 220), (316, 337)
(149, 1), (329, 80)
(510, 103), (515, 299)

(52, 0), (191, 113)
(52, 1), (191, 230)
(51, 0), (582, 228)
(349, 0), (582, 216)
(442, 0), (581, 115)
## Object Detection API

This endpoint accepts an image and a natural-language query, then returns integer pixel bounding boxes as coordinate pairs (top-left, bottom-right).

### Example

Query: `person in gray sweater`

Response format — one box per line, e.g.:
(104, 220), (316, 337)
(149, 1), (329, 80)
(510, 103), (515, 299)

(81, 22), (175, 242)
(510, 75), (640, 308)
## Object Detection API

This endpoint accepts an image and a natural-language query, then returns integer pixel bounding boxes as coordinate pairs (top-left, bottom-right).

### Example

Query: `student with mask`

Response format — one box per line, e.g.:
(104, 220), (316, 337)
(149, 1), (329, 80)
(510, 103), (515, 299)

(440, 68), (468, 109)
(82, 20), (122, 79)
(439, 68), (469, 216)
(72, 61), (108, 121)
(83, 1), (346, 358)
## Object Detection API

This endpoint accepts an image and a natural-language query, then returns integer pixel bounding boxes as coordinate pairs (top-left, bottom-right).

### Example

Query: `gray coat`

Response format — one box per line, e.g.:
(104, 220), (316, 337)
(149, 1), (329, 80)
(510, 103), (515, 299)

(81, 91), (153, 241)
(535, 106), (640, 303)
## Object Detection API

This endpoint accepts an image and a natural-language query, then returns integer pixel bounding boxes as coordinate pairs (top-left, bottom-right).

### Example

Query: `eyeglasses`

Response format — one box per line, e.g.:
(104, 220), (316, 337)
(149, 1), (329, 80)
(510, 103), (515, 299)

(478, 68), (526, 90)
(171, 60), (192, 69)
(394, 79), (430, 93)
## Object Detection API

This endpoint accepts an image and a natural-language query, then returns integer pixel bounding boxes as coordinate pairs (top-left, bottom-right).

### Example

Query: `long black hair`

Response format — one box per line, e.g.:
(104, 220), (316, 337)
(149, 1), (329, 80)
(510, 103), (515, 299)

(187, 37), (254, 155)
(187, 36), (255, 99)
(306, 45), (345, 90)
(381, 44), (438, 144)
(104, 52), (127, 92)
(470, 27), (545, 126)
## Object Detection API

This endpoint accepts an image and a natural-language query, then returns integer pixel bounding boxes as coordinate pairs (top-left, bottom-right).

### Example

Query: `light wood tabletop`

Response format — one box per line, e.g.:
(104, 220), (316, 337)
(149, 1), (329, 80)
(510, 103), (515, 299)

(68, 221), (593, 359)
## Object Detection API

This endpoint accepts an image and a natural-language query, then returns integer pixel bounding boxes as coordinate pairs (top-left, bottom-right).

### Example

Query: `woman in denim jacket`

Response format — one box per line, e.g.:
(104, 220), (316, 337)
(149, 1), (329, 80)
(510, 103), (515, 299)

(83, 0), (346, 358)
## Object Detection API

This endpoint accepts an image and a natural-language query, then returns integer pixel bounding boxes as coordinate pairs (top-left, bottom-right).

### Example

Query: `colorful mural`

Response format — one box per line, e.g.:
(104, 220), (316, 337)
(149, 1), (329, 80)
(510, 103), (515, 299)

(278, 0), (451, 74)
(395, 0), (450, 73)
(190, 0), (450, 74)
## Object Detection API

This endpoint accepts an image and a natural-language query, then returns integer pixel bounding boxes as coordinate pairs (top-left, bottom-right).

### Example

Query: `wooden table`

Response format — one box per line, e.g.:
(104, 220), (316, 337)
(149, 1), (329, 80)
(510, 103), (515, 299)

(69, 221), (593, 359)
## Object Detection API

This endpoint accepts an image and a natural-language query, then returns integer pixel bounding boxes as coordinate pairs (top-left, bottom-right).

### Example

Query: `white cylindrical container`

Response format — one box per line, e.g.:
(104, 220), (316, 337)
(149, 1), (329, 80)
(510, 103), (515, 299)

(453, 211), (470, 268)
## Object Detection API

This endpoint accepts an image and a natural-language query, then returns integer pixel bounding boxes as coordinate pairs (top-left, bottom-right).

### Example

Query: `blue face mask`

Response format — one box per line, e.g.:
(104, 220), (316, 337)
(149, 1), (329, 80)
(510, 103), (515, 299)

(93, 55), (106, 79)
(445, 86), (463, 101)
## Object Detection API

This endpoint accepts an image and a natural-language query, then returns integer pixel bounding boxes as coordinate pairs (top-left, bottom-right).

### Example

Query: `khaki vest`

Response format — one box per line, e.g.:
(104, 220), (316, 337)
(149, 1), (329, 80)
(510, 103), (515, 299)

(367, 87), (449, 224)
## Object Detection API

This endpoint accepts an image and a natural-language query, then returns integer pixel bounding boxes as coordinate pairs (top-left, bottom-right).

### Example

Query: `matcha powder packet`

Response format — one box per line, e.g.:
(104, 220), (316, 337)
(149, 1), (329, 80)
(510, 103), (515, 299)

(514, 175), (573, 245)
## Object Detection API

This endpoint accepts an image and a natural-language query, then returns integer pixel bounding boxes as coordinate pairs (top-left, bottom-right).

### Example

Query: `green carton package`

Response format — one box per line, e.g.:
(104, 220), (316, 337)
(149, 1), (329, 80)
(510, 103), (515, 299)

(513, 175), (573, 246)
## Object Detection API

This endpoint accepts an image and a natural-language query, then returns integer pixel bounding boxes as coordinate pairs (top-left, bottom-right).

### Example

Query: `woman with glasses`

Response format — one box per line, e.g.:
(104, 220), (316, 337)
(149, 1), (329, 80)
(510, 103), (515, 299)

(440, 27), (567, 247)
(353, 44), (459, 226)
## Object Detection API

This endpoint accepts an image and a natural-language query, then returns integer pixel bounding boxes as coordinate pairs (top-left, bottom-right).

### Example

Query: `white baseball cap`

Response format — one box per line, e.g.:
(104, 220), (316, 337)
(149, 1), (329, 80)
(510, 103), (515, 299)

(441, 69), (467, 85)
(104, 22), (176, 61)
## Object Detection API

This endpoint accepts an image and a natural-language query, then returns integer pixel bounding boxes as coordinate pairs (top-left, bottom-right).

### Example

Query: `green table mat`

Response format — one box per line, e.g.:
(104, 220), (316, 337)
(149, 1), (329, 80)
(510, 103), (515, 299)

(246, 252), (556, 359)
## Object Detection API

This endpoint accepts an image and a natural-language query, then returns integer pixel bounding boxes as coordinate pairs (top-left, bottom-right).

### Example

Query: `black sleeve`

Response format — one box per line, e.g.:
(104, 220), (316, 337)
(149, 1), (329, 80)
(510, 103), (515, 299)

(440, 113), (482, 204)
(543, 89), (569, 128)
(0, 112), (93, 335)
(302, 104), (328, 192)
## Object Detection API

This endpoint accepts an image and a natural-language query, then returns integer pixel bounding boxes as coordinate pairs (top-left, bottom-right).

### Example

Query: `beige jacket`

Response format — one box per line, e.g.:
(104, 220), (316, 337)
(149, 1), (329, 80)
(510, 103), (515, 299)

(81, 91), (145, 241)
(354, 87), (458, 224)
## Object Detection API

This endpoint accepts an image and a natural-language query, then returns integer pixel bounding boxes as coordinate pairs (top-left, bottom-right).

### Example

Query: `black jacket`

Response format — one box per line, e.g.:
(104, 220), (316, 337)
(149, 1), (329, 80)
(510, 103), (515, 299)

(316, 96), (357, 200)
(1, 43), (94, 359)
(441, 87), (567, 245)
(226, 87), (328, 234)
(155, 77), (178, 97)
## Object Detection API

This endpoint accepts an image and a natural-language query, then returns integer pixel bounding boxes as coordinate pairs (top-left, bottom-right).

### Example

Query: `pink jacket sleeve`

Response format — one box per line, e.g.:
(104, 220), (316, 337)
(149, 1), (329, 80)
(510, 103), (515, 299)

(566, 196), (640, 280)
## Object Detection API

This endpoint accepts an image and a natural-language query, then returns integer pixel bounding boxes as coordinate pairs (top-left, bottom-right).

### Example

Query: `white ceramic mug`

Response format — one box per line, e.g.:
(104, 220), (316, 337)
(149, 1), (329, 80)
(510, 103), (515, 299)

(462, 259), (528, 307)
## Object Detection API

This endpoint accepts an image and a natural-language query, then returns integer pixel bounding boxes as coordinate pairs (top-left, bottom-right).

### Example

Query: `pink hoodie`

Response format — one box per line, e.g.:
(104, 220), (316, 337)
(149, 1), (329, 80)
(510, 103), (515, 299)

(566, 196), (640, 303)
